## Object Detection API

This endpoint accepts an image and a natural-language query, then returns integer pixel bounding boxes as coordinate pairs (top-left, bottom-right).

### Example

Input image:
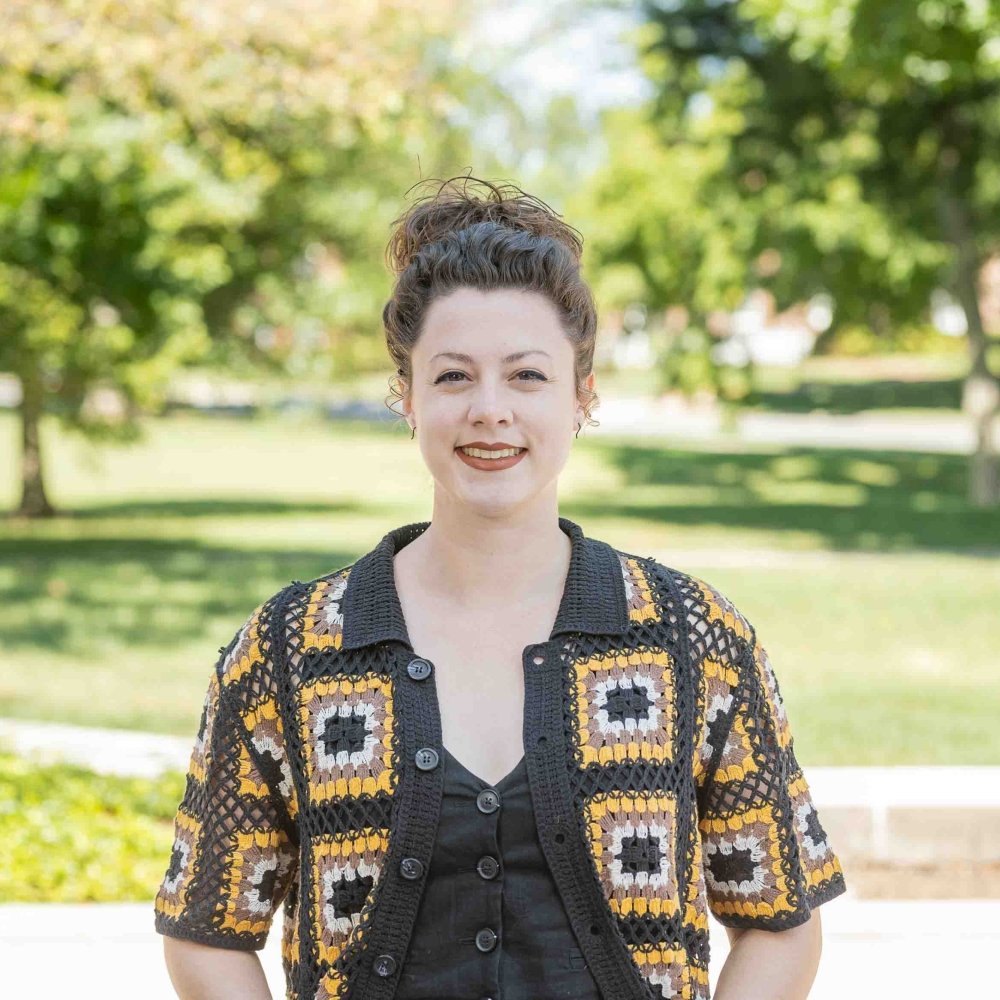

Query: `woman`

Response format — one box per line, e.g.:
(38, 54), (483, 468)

(155, 175), (846, 1000)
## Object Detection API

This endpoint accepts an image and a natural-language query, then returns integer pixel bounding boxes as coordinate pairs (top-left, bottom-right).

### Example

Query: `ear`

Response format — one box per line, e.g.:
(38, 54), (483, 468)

(397, 376), (413, 423)
(576, 370), (596, 420)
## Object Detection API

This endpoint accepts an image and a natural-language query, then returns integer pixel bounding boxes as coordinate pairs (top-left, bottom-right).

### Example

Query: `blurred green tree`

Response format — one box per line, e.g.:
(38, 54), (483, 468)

(639, 0), (1000, 506)
(582, 0), (999, 506)
(0, 0), (476, 516)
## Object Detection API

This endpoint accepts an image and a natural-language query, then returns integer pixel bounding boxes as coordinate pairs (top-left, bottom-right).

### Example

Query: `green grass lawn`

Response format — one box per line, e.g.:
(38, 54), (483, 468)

(1, 408), (997, 766)
(0, 752), (184, 902)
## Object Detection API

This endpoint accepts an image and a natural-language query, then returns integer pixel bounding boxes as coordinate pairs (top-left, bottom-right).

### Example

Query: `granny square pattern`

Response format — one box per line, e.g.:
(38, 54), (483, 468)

(310, 828), (391, 966)
(301, 570), (351, 655)
(157, 810), (202, 920)
(571, 648), (676, 766)
(220, 827), (298, 937)
(297, 674), (396, 802)
(583, 790), (681, 920)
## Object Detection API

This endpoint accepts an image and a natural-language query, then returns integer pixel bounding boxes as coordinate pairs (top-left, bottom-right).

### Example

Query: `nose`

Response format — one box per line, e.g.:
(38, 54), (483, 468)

(466, 381), (514, 426)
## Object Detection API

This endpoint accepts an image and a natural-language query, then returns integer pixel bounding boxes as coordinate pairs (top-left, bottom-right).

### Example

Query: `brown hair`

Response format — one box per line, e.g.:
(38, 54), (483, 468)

(383, 173), (600, 431)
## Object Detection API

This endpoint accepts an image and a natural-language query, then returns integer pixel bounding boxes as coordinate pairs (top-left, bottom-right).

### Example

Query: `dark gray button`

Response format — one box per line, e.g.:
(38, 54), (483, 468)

(400, 857), (424, 880)
(475, 927), (497, 952)
(373, 953), (396, 977)
(476, 855), (499, 879)
(407, 657), (433, 680)
(415, 747), (439, 770)
(476, 788), (500, 813)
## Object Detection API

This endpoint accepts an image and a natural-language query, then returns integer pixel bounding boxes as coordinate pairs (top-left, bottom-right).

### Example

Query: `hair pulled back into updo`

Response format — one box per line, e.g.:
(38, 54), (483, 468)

(383, 173), (600, 430)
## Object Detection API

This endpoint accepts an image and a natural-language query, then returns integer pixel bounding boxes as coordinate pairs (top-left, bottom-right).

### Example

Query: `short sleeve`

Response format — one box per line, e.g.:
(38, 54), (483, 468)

(154, 603), (299, 951)
(696, 628), (847, 931)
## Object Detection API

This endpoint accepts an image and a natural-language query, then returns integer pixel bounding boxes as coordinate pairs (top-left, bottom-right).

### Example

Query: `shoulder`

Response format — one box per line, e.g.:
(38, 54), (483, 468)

(605, 543), (665, 624)
(608, 547), (757, 662)
(276, 562), (359, 660)
(212, 583), (290, 692)
(215, 565), (354, 690)
(671, 566), (756, 650)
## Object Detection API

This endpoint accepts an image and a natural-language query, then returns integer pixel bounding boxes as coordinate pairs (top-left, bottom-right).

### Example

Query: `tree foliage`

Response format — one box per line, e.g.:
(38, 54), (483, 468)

(0, 0), (474, 514)
(581, 0), (1000, 504)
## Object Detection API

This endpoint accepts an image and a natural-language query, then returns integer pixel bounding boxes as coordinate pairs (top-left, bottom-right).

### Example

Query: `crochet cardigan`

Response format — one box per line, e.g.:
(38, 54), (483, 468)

(154, 516), (847, 1000)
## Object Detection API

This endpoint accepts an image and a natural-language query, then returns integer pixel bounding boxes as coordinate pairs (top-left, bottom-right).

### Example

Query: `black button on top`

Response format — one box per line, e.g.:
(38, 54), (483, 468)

(476, 788), (500, 813)
(475, 927), (498, 952)
(476, 855), (499, 879)
(374, 953), (396, 977)
(400, 857), (424, 880)
(407, 657), (433, 680)
(415, 747), (440, 770)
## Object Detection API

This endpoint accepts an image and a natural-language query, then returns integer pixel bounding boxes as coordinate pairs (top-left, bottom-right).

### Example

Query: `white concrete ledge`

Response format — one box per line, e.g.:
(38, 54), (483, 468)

(0, 718), (191, 779)
(805, 765), (1000, 808)
(3, 719), (999, 809)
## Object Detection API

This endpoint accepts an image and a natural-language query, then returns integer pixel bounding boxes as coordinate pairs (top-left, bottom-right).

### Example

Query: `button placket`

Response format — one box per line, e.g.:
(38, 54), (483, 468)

(476, 855), (499, 879)
(397, 654), (438, 917)
(402, 645), (526, 995)
(484, 770), (509, 997)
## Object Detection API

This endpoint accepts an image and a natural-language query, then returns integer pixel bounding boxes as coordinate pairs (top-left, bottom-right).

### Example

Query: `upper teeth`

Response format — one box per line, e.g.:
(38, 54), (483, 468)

(461, 446), (523, 458)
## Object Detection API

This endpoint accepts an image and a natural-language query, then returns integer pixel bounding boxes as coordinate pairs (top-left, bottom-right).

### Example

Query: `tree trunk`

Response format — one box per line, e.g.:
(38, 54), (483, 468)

(938, 190), (999, 508)
(15, 366), (56, 518)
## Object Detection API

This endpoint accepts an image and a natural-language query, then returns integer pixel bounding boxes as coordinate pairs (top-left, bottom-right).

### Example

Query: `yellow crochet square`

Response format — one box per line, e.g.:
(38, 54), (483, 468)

(310, 828), (391, 967)
(584, 790), (681, 920)
(297, 673), (396, 803)
(219, 827), (297, 937)
(572, 648), (675, 766)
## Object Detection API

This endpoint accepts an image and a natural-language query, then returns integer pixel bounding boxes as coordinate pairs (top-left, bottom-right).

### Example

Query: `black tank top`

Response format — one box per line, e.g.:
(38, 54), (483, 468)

(395, 744), (603, 1000)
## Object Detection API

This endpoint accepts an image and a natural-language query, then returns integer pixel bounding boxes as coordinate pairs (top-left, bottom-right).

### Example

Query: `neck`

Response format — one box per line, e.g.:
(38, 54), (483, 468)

(398, 499), (572, 612)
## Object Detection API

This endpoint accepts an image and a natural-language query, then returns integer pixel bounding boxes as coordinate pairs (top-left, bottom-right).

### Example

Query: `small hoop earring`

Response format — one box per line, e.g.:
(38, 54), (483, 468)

(410, 424), (416, 440)
(575, 422), (582, 439)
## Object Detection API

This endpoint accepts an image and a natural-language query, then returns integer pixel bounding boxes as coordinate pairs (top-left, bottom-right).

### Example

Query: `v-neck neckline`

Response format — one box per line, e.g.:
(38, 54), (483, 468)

(442, 745), (526, 792)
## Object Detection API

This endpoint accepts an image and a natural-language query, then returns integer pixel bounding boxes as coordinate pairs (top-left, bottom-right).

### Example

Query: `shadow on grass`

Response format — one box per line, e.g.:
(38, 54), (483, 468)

(751, 377), (962, 414)
(0, 536), (362, 656)
(34, 498), (363, 520)
(578, 440), (999, 552)
(1, 440), (997, 659)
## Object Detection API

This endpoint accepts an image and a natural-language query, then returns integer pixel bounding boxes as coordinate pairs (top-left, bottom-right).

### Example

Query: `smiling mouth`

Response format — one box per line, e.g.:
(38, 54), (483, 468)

(456, 446), (526, 459)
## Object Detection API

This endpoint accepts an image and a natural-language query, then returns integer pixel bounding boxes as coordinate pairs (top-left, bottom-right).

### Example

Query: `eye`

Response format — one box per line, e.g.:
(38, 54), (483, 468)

(433, 369), (548, 384)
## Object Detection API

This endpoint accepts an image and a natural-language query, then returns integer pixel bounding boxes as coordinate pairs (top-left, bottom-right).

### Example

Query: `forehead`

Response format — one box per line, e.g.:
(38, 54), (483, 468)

(416, 287), (568, 360)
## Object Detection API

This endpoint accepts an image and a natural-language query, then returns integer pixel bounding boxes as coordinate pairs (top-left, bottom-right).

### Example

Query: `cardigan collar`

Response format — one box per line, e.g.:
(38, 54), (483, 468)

(339, 516), (631, 651)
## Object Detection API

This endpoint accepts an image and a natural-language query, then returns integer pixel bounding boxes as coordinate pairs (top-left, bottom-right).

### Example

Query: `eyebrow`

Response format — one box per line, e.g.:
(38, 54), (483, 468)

(429, 350), (552, 364)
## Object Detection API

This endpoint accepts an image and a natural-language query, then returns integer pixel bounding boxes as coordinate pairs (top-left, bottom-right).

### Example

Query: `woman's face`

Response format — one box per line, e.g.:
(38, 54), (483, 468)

(403, 287), (593, 517)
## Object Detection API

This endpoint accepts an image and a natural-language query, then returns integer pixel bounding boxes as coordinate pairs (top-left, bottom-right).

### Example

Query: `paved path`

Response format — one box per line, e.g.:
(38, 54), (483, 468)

(0, 717), (192, 779)
(0, 896), (996, 999)
(590, 395), (996, 454)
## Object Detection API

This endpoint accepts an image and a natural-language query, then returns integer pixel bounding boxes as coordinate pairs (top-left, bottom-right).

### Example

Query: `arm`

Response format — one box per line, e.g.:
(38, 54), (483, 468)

(715, 911), (823, 1000)
(154, 597), (299, 989)
(683, 573), (845, 998)
(163, 938), (274, 1000)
